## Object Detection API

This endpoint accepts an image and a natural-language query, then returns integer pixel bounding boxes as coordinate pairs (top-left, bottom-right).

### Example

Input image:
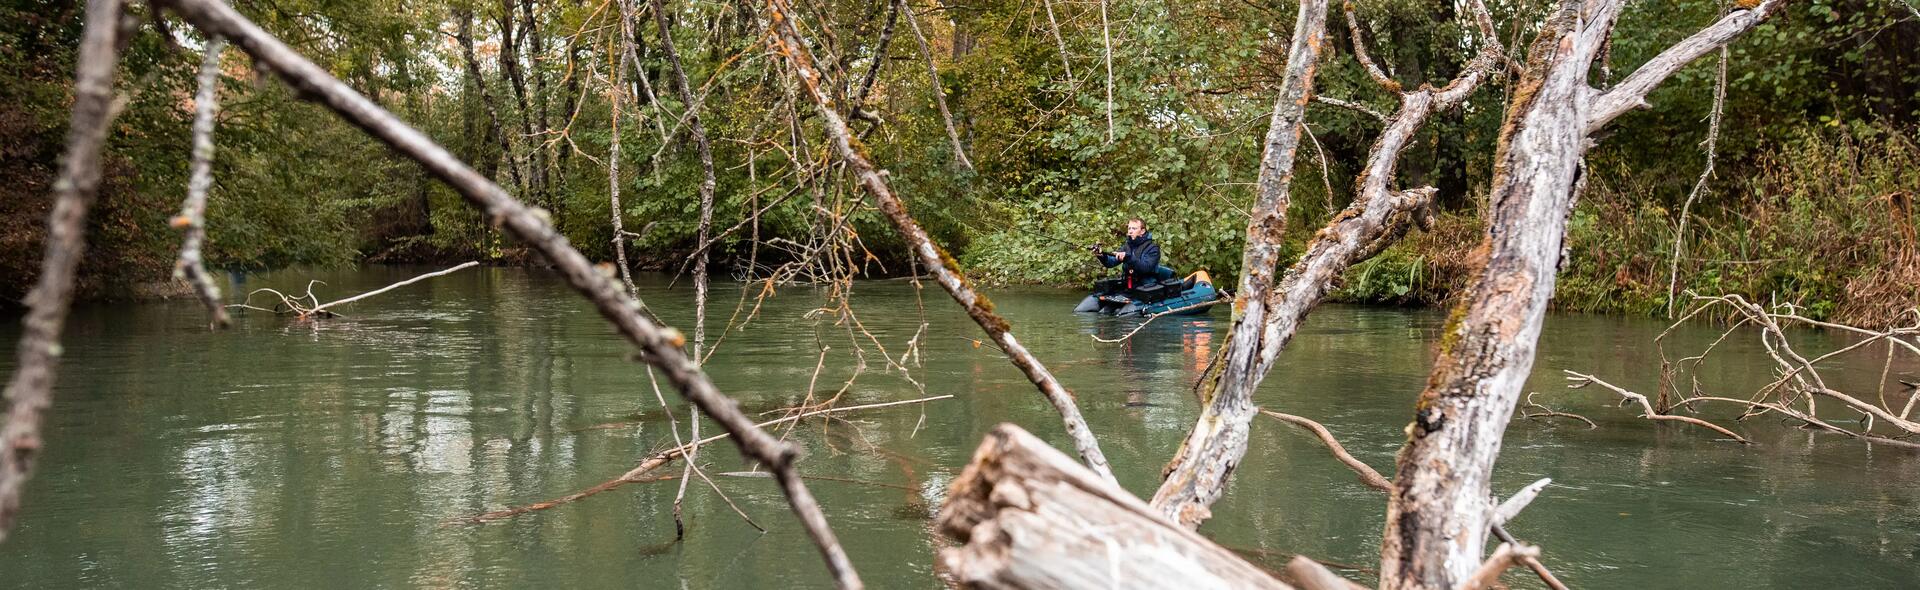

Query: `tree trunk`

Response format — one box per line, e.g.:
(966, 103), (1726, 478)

(648, 0), (716, 360)
(1150, 0), (1327, 527)
(456, 7), (524, 197)
(936, 424), (1291, 590)
(1380, 1), (1785, 587)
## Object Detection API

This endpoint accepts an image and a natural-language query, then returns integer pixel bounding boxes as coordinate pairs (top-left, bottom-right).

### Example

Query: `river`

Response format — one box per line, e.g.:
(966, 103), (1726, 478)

(1, 265), (1915, 588)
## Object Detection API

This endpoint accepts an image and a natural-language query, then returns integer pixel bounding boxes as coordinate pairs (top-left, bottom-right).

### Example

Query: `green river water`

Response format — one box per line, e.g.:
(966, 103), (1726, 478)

(1, 266), (1916, 588)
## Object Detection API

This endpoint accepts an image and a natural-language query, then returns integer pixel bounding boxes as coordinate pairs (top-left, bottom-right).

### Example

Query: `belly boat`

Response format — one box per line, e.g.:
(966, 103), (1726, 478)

(1074, 270), (1223, 317)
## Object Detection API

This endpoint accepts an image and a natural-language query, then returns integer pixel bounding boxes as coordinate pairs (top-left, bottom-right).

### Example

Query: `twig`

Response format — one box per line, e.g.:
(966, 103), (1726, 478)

(1090, 296), (1228, 343)
(173, 37), (232, 329)
(1313, 94), (1386, 123)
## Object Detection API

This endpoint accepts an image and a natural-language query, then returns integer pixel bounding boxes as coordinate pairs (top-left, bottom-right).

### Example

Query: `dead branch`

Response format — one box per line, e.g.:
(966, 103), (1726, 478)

(648, 0), (719, 360)
(235, 261), (480, 319)
(1458, 543), (1539, 590)
(610, 0), (641, 300)
(1563, 371), (1751, 443)
(1313, 95), (1387, 123)
(172, 37), (232, 329)
(1041, 0), (1074, 84)
(1260, 410), (1391, 492)
(1156, 0), (1502, 529)
(465, 393), (950, 523)
(1089, 296), (1230, 344)
(1586, 0), (1788, 134)
(155, 1), (863, 585)
(1341, 0), (1399, 91)
(1665, 45), (1727, 319)
(935, 424), (1291, 589)
(898, 0), (974, 170)
(0, 0), (128, 543)
(768, 0), (1115, 484)
(1100, 0), (1114, 143)
(1150, 0), (1327, 527)
(1522, 392), (1597, 429)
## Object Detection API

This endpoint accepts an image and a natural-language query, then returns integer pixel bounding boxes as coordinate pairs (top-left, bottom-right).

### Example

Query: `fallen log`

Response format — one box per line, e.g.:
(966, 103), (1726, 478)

(935, 423), (1290, 589)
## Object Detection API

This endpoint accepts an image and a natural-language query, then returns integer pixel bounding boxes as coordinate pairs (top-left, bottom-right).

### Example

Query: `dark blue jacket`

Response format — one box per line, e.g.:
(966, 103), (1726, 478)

(1098, 232), (1162, 286)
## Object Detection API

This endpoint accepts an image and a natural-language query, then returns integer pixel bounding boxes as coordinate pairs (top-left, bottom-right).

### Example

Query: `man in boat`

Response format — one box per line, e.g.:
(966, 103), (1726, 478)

(1092, 218), (1162, 289)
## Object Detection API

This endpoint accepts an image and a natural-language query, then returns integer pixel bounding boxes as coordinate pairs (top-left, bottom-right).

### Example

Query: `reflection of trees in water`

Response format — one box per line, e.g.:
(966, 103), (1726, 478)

(1089, 317), (1221, 432)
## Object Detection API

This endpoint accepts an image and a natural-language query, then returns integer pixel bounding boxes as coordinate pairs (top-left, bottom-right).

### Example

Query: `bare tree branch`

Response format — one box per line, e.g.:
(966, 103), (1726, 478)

(155, 2), (863, 586)
(173, 37), (231, 329)
(768, 0), (1114, 485)
(898, 0), (975, 170)
(0, 0), (128, 543)
(1586, 0), (1787, 133)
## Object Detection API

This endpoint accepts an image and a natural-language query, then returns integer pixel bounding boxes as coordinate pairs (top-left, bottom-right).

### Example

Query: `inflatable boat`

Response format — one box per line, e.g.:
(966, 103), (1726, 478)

(1074, 268), (1224, 317)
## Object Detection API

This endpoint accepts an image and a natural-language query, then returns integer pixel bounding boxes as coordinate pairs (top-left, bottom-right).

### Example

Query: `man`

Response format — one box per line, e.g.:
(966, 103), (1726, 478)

(1094, 218), (1162, 289)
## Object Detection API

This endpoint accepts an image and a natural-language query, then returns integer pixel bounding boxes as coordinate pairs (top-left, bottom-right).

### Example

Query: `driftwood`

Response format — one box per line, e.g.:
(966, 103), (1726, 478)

(935, 424), (1291, 589)
(155, 1), (864, 586)
(1562, 370), (1750, 443)
(0, 0), (128, 542)
(232, 261), (480, 319)
(1381, 2), (1786, 588)
(768, 0), (1115, 484)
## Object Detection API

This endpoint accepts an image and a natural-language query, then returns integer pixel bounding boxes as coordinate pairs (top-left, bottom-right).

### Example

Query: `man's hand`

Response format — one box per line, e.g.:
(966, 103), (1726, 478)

(1113, 251), (1126, 261)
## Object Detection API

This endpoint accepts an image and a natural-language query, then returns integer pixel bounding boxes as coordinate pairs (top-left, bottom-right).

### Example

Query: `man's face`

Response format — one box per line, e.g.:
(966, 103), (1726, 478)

(1126, 221), (1145, 239)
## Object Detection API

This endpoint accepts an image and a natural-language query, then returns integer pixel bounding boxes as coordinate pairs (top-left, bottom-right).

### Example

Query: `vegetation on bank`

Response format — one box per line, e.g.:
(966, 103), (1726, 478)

(1, 0), (1915, 325)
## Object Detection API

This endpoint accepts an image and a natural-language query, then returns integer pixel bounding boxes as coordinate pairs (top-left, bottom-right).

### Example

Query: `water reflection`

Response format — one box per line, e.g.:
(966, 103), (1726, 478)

(0, 267), (1913, 588)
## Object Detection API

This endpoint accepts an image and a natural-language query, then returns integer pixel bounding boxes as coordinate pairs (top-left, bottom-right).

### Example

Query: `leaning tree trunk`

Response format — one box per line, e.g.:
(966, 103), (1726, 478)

(767, 0), (1116, 484)
(1150, 0), (1327, 527)
(0, 0), (127, 543)
(1379, 1), (1787, 587)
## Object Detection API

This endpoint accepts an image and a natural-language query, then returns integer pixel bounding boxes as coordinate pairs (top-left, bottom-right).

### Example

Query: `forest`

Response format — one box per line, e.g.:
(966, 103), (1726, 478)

(2, 0), (1915, 325)
(3, 0), (1919, 588)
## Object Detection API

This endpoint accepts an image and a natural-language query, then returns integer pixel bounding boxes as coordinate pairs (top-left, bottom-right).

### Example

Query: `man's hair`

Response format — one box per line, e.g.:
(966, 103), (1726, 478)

(1127, 217), (1146, 229)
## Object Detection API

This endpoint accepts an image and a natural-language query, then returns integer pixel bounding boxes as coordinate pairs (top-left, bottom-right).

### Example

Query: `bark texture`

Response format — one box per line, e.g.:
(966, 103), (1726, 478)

(1379, 2), (1785, 587)
(936, 424), (1291, 590)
